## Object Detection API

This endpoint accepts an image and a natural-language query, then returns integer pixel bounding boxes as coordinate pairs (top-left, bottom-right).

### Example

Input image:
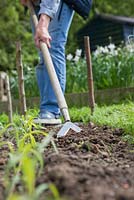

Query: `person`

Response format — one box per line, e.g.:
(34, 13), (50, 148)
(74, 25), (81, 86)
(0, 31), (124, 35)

(20, 0), (74, 124)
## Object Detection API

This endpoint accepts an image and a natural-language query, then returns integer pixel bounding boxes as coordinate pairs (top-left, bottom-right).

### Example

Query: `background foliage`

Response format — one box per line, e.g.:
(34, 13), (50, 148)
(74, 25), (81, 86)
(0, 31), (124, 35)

(0, 0), (134, 72)
(10, 43), (134, 97)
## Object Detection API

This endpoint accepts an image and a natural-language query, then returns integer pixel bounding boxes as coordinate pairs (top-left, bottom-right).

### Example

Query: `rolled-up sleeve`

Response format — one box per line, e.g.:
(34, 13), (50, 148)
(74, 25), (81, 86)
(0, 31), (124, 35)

(39, 0), (60, 19)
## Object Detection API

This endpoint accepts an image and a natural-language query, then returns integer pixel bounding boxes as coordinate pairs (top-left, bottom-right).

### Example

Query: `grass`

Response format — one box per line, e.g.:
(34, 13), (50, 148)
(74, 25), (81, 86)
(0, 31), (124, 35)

(70, 102), (134, 135)
(0, 102), (134, 135)
(70, 101), (134, 144)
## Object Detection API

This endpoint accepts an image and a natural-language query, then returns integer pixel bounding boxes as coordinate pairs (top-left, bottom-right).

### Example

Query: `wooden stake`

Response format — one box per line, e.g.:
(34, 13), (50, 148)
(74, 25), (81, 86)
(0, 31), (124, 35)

(0, 72), (8, 102)
(84, 36), (95, 115)
(5, 74), (13, 123)
(0, 73), (4, 101)
(16, 41), (27, 116)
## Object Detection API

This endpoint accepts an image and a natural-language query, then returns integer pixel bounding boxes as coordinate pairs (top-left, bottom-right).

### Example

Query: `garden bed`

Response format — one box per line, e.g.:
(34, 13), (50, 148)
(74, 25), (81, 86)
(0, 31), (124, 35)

(0, 124), (134, 200)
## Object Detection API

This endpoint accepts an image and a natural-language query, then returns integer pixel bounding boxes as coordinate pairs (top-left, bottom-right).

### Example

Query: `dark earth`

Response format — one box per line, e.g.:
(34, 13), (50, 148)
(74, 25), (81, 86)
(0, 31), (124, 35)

(0, 123), (134, 200)
(40, 123), (134, 200)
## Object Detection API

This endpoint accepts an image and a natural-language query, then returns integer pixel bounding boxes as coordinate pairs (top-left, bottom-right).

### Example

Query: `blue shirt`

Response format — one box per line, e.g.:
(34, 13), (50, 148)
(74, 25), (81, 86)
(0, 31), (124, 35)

(34, 0), (60, 19)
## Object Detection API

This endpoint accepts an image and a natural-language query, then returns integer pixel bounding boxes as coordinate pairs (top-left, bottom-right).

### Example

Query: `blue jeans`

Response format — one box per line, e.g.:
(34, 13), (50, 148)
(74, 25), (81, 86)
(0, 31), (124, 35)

(33, 2), (74, 115)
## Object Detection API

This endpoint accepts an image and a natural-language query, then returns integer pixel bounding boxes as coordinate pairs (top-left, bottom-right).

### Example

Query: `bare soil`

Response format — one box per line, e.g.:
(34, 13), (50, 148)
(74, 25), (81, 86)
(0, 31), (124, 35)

(0, 123), (134, 200)
(40, 124), (134, 200)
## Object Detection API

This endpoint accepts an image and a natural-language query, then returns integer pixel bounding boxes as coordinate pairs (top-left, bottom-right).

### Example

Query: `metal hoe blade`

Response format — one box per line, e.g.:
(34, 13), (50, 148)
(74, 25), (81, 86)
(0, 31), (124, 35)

(57, 121), (82, 138)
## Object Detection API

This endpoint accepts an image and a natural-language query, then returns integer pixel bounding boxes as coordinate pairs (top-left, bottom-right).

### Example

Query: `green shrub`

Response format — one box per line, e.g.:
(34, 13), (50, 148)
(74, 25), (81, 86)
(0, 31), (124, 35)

(10, 43), (134, 98)
(10, 64), (39, 99)
(66, 51), (88, 93)
(67, 43), (134, 92)
(92, 43), (134, 89)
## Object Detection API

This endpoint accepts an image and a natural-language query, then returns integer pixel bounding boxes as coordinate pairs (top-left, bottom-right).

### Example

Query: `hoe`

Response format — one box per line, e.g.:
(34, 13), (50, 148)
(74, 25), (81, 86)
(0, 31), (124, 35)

(27, 0), (82, 137)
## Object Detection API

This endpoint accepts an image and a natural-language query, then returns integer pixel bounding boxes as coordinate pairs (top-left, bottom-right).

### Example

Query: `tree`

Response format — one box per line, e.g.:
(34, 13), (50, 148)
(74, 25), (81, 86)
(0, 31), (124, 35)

(92, 0), (134, 16)
(0, 0), (37, 71)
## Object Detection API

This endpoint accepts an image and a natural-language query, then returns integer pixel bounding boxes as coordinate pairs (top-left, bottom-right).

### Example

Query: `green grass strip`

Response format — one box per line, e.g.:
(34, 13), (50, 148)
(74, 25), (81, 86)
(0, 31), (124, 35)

(0, 101), (134, 137)
(70, 102), (134, 135)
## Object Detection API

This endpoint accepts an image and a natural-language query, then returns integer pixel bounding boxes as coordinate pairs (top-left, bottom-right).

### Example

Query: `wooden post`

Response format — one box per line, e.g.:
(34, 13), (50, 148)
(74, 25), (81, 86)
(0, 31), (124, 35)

(0, 72), (8, 102)
(84, 36), (95, 115)
(16, 41), (27, 116)
(5, 74), (13, 123)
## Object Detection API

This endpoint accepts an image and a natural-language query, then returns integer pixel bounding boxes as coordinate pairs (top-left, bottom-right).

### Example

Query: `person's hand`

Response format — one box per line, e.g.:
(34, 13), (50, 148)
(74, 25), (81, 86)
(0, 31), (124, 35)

(35, 26), (52, 48)
(34, 14), (52, 48)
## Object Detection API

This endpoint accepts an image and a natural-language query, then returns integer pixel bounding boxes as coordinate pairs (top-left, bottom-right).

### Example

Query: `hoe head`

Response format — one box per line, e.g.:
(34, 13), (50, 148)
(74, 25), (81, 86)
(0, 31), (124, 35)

(57, 121), (82, 138)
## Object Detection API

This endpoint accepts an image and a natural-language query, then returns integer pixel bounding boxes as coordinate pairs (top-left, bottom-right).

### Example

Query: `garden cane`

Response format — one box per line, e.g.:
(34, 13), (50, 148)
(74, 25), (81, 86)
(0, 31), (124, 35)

(27, 0), (82, 137)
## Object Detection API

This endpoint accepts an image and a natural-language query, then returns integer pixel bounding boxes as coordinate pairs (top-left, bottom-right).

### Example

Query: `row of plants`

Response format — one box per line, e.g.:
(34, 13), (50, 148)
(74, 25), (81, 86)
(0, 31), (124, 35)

(10, 43), (134, 98)
(0, 113), (60, 200)
(1, 101), (134, 139)
(66, 42), (134, 92)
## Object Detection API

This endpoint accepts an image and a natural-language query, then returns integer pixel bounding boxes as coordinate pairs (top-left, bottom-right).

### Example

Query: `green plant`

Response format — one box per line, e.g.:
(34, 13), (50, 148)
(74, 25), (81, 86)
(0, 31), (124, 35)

(10, 64), (39, 99)
(0, 113), (59, 200)
(92, 43), (134, 89)
(69, 102), (134, 136)
(10, 43), (134, 97)
(66, 57), (88, 93)
(0, 113), (9, 125)
(66, 43), (134, 93)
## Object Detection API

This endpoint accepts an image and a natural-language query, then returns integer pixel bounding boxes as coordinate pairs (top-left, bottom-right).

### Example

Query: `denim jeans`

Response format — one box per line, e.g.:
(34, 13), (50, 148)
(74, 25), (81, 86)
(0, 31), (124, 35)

(32, 1), (74, 115)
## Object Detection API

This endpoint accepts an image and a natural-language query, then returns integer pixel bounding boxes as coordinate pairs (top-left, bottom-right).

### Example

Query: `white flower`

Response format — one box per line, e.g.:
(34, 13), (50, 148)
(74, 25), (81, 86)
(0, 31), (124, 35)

(73, 56), (80, 63)
(108, 43), (115, 51)
(99, 46), (105, 52)
(98, 46), (109, 54)
(102, 46), (109, 54)
(93, 46), (109, 56)
(75, 49), (82, 57)
(66, 54), (73, 61)
(27, 66), (31, 71)
(93, 49), (100, 57)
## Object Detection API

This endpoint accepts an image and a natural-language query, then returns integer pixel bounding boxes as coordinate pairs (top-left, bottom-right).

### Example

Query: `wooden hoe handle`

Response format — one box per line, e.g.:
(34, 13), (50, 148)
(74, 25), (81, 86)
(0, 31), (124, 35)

(27, 0), (70, 121)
